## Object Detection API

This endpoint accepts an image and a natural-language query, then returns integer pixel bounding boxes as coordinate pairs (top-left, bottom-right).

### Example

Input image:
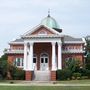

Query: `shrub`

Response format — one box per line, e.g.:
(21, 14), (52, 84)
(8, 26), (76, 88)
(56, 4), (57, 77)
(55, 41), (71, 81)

(56, 69), (72, 80)
(72, 72), (81, 80)
(79, 68), (90, 78)
(85, 53), (90, 70)
(9, 66), (25, 80)
(0, 74), (3, 80)
(65, 58), (82, 74)
(13, 69), (25, 80)
(85, 69), (90, 78)
(78, 68), (87, 76)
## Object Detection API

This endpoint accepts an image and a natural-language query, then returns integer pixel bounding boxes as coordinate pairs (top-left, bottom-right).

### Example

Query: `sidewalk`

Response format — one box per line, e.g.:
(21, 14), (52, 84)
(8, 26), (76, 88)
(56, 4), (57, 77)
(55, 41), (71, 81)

(0, 81), (90, 86)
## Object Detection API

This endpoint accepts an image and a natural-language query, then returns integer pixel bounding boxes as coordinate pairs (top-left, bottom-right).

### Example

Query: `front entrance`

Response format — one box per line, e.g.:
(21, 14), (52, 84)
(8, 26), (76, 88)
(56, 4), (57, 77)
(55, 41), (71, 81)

(40, 53), (49, 70)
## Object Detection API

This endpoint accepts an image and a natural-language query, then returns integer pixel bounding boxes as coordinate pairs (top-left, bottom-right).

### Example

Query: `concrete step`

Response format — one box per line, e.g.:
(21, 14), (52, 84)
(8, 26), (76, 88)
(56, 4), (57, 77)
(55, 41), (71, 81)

(33, 71), (50, 81)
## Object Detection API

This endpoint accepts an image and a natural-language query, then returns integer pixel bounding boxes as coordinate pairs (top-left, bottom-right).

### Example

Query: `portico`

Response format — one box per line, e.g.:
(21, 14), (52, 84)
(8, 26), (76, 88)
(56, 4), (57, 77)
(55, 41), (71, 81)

(23, 35), (62, 80)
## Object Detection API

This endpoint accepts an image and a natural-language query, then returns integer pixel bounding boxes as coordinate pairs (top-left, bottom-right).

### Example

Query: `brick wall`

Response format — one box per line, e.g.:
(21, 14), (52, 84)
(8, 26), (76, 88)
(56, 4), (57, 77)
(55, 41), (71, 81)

(51, 71), (56, 81)
(7, 54), (24, 65)
(34, 43), (52, 70)
(7, 43), (84, 69)
(25, 71), (33, 80)
(62, 53), (84, 68)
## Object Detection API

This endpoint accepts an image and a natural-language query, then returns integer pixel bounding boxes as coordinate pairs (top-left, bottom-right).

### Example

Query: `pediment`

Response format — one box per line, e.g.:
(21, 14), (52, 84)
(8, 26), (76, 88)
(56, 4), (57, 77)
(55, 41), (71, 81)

(22, 25), (61, 37)
(31, 26), (54, 35)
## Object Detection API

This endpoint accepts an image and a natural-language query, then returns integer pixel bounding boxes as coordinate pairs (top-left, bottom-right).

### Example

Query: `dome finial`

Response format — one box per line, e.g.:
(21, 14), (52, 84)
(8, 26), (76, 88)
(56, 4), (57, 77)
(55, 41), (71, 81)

(48, 9), (50, 17)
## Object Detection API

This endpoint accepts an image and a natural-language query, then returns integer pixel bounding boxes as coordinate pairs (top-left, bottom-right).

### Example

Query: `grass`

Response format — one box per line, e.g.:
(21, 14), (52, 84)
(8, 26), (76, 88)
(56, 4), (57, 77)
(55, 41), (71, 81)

(0, 86), (90, 90)
(57, 79), (90, 84)
(0, 80), (24, 83)
(0, 80), (90, 90)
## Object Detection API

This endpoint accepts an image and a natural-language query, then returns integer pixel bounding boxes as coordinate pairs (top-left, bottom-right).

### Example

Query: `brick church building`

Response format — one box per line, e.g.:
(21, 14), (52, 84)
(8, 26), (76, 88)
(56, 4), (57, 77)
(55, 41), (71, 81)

(5, 13), (85, 81)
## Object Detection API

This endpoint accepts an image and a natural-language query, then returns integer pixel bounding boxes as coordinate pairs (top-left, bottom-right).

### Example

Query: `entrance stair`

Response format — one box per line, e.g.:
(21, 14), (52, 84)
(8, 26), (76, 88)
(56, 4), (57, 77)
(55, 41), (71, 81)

(33, 71), (50, 81)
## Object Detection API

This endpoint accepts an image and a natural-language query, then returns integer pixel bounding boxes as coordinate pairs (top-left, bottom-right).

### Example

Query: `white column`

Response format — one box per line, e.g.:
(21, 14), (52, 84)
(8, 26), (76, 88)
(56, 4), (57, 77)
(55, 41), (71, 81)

(80, 45), (83, 51)
(58, 42), (62, 69)
(28, 42), (33, 71)
(52, 42), (56, 71)
(24, 43), (27, 70)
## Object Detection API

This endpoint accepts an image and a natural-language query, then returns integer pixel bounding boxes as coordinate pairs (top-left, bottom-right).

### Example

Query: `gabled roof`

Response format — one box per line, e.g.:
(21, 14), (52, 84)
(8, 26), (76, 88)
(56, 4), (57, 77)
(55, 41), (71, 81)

(22, 24), (61, 37)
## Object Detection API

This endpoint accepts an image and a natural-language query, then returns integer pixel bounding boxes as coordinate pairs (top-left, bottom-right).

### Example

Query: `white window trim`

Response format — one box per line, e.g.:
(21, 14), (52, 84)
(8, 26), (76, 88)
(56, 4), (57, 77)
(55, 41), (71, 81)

(38, 30), (47, 35)
(15, 58), (23, 68)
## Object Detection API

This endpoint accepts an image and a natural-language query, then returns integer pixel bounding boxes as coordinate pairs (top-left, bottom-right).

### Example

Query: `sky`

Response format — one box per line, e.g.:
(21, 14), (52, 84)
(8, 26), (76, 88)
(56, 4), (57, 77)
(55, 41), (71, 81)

(0, 0), (90, 56)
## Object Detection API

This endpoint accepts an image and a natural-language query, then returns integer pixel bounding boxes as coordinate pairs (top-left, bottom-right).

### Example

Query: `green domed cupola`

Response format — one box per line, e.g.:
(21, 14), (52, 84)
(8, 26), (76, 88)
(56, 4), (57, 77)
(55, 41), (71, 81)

(41, 13), (60, 29)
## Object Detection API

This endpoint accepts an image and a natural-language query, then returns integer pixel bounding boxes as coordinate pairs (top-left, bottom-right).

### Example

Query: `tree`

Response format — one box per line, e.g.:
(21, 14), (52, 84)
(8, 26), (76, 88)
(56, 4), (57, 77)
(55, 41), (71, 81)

(65, 58), (82, 72)
(85, 53), (90, 70)
(0, 54), (7, 79)
(85, 38), (90, 70)
(0, 54), (25, 80)
(86, 39), (90, 51)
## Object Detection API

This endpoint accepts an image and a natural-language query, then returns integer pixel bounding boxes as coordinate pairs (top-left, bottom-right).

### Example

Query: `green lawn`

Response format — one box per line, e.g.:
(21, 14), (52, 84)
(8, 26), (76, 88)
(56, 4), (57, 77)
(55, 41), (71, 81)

(0, 80), (90, 90)
(57, 79), (90, 84)
(0, 86), (89, 90)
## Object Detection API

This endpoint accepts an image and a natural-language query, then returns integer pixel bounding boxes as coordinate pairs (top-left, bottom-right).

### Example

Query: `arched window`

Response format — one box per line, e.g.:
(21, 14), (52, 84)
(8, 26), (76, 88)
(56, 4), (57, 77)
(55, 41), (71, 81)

(38, 30), (47, 35)
(40, 53), (48, 63)
(41, 53), (48, 57)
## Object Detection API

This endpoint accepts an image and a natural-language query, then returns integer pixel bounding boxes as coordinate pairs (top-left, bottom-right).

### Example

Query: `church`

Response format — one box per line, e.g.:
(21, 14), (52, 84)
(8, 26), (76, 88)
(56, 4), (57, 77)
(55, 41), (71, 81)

(5, 13), (85, 81)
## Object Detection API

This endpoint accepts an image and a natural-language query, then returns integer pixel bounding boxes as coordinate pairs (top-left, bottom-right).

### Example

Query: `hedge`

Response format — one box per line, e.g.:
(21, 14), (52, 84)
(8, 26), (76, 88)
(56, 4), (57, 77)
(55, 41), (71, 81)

(56, 69), (72, 80)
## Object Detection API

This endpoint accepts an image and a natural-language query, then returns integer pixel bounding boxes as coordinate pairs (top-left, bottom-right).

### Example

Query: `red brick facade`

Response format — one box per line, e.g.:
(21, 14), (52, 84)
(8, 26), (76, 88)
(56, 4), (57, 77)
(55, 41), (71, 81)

(7, 54), (24, 65)
(7, 43), (84, 81)
(51, 71), (56, 81)
(7, 43), (84, 68)
(6, 26), (85, 81)
(25, 71), (33, 80)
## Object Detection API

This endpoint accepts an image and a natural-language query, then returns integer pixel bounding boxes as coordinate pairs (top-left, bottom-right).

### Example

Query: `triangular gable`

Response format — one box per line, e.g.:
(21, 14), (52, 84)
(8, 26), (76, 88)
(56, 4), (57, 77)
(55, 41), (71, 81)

(31, 26), (54, 35)
(22, 24), (61, 37)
